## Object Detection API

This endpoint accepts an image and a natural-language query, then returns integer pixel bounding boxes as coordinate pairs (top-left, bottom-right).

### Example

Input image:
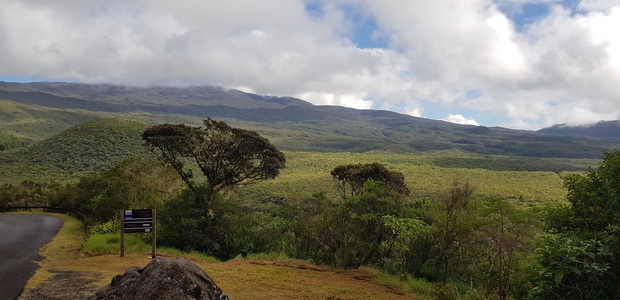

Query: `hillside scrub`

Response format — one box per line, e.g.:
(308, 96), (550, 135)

(237, 151), (573, 206)
(0, 117), (153, 184)
(0, 155), (569, 299)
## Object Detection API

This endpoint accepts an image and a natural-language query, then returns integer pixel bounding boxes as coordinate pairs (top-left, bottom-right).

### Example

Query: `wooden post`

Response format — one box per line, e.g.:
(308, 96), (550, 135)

(151, 209), (157, 259)
(120, 209), (125, 258)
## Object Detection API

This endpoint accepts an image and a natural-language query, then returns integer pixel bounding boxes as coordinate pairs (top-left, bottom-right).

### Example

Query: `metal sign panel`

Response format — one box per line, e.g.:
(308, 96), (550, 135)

(120, 209), (157, 258)
(123, 222), (153, 228)
(124, 227), (153, 233)
(123, 209), (153, 234)
(124, 209), (152, 220)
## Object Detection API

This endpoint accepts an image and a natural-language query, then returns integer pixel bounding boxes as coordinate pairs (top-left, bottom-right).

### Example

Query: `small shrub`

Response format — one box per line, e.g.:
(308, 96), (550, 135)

(90, 219), (120, 234)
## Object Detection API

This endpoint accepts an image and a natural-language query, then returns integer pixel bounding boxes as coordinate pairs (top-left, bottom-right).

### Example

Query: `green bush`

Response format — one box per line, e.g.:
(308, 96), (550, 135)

(528, 234), (614, 299)
(158, 188), (291, 260)
(90, 219), (120, 234)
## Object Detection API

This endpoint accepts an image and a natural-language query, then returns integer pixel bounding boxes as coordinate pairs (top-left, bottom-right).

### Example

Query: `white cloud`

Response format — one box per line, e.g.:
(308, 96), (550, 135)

(295, 92), (373, 109)
(579, 0), (620, 11)
(0, 0), (620, 129)
(442, 114), (480, 126)
(405, 106), (424, 118)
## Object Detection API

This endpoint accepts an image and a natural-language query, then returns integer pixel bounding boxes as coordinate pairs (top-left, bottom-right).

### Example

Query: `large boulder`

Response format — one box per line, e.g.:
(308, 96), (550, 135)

(87, 257), (229, 300)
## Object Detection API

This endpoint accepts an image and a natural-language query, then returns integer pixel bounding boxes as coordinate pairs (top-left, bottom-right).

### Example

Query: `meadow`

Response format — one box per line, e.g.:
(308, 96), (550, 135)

(237, 150), (594, 206)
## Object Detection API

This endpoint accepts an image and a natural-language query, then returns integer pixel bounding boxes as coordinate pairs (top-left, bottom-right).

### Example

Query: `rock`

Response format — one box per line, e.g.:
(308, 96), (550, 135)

(87, 257), (229, 300)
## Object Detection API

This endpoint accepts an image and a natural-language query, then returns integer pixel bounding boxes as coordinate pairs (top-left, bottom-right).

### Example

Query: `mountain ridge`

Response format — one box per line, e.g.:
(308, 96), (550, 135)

(538, 120), (620, 139)
(1, 81), (619, 159)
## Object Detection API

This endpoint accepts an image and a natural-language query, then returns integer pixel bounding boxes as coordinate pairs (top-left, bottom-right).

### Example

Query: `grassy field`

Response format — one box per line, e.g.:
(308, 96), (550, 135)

(2, 148), (594, 206)
(237, 150), (596, 206)
(17, 212), (430, 299)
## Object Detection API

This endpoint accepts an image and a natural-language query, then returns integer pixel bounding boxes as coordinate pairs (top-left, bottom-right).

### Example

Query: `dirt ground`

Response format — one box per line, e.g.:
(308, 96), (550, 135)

(20, 270), (102, 300)
(19, 253), (424, 300)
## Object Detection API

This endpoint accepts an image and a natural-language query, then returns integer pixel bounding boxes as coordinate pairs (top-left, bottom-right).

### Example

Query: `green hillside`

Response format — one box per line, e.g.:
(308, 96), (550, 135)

(0, 83), (609, 198)
(0, 118), (151, 183)
(0, 99), (216, 147)
(0, 99), (97, 147)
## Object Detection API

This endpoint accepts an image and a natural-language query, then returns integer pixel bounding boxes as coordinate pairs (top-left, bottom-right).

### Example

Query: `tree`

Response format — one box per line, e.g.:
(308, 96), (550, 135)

(331, 162), (409, 200)
(435, 179), (475, 284)
(337, 180), (405, 268)
(142, 119), (286, 204)
(476, 197), (539, 300)
(50, 156), (182, 221)
(143, 119), (286, 259)
(328, 164), (411, 268)
(382, 214), (431, 277)
(530, 151), (620, 299)
(288, 165), (413, 268)
(530, 234), (613, 299)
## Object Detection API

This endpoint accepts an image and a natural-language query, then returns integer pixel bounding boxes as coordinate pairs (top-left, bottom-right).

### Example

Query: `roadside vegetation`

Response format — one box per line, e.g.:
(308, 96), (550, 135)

(18, 212), (429, 299)
(3, 118), (619, 299)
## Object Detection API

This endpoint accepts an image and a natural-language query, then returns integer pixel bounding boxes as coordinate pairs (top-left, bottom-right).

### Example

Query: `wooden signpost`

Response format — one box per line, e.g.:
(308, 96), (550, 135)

(120, 209), (156, 258)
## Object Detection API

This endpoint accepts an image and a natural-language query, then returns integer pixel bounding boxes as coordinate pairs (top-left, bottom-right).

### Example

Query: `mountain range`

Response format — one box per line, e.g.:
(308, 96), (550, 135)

(538, 120), (620, 139)
(1, 81), (619, 159)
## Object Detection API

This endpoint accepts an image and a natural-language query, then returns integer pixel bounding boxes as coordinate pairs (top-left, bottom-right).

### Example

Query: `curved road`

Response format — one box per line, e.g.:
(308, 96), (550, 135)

(0, 214), (62, 300)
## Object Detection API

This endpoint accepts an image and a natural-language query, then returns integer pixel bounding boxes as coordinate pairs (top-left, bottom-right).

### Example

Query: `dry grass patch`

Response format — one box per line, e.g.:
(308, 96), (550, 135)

(195, 259), (422, 300)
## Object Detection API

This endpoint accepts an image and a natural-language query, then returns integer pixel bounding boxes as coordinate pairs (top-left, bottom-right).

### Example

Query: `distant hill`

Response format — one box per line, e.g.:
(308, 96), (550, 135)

(538, 120), (620, 139)
(1, 81), (620, 159)
(0, 118), (150, 182)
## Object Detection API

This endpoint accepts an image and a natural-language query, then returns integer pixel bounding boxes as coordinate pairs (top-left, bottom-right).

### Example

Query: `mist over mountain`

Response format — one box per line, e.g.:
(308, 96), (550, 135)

(538, 121), (620, 139)
(1, 81), (619, 159)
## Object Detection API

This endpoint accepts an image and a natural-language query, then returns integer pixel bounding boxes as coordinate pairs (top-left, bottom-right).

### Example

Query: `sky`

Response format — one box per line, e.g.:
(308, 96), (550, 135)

(1, 0), (619, 130)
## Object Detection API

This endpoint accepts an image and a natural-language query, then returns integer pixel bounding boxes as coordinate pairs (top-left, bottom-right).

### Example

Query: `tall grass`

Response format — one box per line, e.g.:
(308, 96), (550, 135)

(83, 233), (151, 255)
(83, 232), (221, 263)
(375, 270), (434, 299)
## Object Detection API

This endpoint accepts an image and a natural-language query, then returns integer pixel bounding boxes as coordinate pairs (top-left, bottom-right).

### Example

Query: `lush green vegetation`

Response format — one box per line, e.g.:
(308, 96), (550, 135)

(0, 131), (29, 151)
(237, 151), (579, 206)
(528, 151), (620, 299)
(0, 114), (594, 206)
(2, 114), (617, 299)
(49, 156), (184, 222)
(0, 117), (153, 183)
(0, 98), (209, 150)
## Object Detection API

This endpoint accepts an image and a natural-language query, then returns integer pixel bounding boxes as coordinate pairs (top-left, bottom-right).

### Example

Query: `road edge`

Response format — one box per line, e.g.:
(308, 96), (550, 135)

(11, 212), (84, 299)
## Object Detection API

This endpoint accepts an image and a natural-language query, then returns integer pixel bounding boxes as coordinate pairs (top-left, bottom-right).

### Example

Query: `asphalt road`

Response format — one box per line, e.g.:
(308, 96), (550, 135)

(0, 214), (62, 300)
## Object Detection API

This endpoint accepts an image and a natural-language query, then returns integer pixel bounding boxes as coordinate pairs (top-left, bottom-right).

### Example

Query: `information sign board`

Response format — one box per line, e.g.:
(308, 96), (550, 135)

(120, 209), (156, 258)
(122, 209), (153, 233)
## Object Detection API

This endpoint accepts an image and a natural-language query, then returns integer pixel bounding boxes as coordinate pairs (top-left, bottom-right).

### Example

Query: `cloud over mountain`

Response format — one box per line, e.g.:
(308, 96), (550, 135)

(0, 0), (619, 129)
